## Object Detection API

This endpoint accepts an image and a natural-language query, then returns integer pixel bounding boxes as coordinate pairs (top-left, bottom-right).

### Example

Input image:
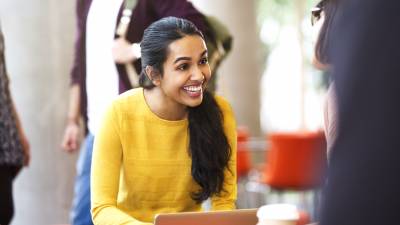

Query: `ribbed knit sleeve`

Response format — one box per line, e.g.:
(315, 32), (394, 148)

(91, 102), (152, 225)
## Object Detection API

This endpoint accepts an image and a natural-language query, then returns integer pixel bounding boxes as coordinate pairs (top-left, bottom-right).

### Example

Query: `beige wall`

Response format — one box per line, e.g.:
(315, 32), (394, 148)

(192, 0), (263, 136)
(0, 0), (76, 224)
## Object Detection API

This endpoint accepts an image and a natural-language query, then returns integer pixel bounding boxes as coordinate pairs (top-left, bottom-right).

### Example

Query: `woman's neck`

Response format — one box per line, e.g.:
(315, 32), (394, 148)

(143, 88), (188, 121)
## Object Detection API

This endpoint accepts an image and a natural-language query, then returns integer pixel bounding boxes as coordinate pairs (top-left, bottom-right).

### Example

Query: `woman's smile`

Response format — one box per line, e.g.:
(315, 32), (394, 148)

(182, 82), (203, 98)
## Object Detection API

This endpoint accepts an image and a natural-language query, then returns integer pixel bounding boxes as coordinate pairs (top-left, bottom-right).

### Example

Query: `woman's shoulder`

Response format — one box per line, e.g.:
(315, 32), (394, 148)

(213, 94), (234, 116)
(111, 88), (145, 112)
(213, 94), (236, 131)
(114, 88), (142, 103)
(214, 95), (231, 109)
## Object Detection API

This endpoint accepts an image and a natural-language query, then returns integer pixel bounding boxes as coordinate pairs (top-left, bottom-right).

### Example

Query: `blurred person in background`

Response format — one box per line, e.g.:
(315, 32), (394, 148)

(91, 17), (236, 224)
(0, 22), (30, 225)
(61, 1), (212, 224)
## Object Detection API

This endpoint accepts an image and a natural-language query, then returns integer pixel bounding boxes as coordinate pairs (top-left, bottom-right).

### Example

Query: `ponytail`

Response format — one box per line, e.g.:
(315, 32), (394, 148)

(188, 91), (232, 203)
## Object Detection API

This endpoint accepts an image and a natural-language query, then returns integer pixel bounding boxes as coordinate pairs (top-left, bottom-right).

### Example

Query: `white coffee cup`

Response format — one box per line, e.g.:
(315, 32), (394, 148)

(256, 203), (299, 225)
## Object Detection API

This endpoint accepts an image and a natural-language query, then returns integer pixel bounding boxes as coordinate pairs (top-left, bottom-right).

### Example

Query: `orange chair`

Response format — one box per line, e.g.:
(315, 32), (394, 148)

(261, 131), (327, 221)
(263, 131), (327, 190)
(237, 127), (252, 178)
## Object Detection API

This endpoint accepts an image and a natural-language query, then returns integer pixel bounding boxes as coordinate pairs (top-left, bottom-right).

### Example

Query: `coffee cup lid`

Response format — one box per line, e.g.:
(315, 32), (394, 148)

(257, 203), (299, 221)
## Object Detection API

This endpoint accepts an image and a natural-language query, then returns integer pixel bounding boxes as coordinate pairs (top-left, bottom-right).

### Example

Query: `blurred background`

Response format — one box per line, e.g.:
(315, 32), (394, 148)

(0, 0), (326, 224)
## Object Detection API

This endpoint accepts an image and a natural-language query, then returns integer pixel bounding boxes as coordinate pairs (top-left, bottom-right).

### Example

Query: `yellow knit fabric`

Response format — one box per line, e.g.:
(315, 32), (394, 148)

(91, 88), (237, 225)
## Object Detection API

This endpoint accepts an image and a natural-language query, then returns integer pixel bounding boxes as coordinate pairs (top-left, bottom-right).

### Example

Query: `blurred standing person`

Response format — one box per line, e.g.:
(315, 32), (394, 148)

(0, 23), (30, 225)
(320, 0), (400, 225)
(61, 1), (211, 225)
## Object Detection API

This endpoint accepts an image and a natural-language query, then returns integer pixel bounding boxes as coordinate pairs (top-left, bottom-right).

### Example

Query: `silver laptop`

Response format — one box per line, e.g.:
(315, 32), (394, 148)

(154, 208), (258, 225)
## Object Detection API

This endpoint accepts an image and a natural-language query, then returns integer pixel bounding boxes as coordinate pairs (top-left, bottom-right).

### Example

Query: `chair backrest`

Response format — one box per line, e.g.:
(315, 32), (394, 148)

(264, 131), (327, 189)
(237, 127), (251, 178)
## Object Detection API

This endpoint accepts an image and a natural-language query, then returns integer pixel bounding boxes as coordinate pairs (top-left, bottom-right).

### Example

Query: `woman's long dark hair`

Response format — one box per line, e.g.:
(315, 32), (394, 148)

(314, 0), (338, 65)
(139, 17), (232, 203)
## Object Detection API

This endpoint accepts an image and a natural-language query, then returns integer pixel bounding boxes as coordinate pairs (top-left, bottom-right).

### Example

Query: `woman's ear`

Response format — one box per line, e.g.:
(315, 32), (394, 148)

(145, 66), (161, 86)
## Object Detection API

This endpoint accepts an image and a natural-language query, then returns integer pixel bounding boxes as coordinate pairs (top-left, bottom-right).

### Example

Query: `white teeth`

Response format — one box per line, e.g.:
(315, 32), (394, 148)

(183, 85), (202, 92)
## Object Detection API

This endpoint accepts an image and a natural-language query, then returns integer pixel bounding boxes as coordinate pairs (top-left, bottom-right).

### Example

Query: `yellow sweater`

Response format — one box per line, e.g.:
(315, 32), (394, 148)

(91, 88), (237, 225)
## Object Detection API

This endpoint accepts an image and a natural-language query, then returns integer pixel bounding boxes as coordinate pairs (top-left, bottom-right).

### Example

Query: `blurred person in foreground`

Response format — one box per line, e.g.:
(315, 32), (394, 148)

(311, 0), (339, 161)
(320, 0), (400, 225)
(0, 23), (30, 225)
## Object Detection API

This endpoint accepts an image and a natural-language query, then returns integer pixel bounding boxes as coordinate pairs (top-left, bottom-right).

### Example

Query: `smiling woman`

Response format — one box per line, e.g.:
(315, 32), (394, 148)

(90, 17), (237, 225)
(144, 34), (210, 112)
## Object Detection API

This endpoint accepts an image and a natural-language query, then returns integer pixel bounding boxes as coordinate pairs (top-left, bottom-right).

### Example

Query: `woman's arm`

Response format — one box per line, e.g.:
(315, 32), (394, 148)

(61, 0), (87, 153)
(61, 84), (81, 153)
(211, 97), (237, 210)
(91, 103), (152, 225)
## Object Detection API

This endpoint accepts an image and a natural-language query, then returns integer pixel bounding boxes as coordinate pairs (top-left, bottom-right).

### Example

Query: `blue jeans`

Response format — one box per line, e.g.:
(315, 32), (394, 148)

(70, 134), (94, 225)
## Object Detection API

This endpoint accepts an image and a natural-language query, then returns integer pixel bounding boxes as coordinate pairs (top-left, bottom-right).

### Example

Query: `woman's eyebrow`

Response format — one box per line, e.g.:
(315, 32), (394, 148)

(174, 56), (191, 64)
(174, 50), (208, 64)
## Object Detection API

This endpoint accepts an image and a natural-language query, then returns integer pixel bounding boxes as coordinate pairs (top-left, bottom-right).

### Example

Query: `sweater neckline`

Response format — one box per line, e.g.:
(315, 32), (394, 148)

(140, 88), (188, 126)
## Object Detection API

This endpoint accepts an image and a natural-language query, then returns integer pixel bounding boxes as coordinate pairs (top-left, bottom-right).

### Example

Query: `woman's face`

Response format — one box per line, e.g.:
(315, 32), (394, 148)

(157, 35), (211, 108)
(311, 11), (325, 45)
(312, 12), (328, 70)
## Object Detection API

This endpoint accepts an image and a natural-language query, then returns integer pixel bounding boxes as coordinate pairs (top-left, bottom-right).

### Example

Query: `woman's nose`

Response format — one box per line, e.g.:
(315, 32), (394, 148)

(191, 67), (205, 81)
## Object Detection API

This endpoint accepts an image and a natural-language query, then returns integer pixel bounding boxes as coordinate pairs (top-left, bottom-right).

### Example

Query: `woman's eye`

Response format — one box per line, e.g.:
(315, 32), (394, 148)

(177, 64), (189, 71)
(200, 57), (208, 65)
